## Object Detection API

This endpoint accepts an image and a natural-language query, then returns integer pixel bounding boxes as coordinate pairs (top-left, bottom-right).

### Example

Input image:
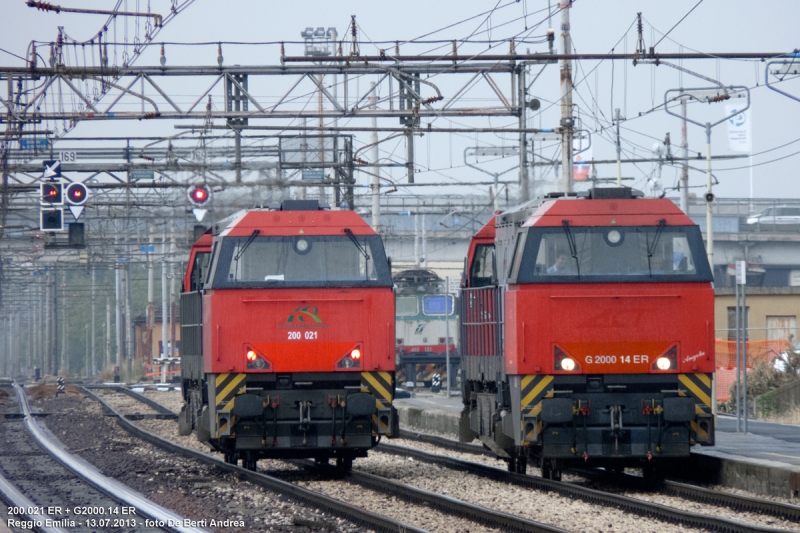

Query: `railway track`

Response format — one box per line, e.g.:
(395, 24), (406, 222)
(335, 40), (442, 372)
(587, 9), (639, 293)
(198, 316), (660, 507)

(94, 386), (781, 533)
(0, 383), (197, 533)
(81, 387), (432, 533)
(395, 429), (800, 532)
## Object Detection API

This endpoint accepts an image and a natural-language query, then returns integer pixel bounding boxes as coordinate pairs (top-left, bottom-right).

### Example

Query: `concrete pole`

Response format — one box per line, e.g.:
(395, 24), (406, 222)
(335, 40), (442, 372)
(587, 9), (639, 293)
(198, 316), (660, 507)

(422, 214), (427, 269)
(147, 223), (155, 366)
(115, 265), (122, 369)
(518, 66), (530, 203)
(414, 215), (420, 267)
(615, 108), (622, 187)
(161, 230), (169, 384)
(61, 271), (68, 375)
(125, 263), (133, 377)
(85, 325), (89, 377)
(106, 297), (112, 368)
(91, 266), (96, 377)
(45, 271), (51, 375)
(559, 0), (574, 193)
(704, 123), (714, 275)
(743, 287), (748, 432)
(370, 82), (381, 232)
(169, 222), (177, 374)
(406, 127), (415, 184)
(680, 97), (689, 213)
(318, 73), (326, 203)
(445, 276), (451, 397)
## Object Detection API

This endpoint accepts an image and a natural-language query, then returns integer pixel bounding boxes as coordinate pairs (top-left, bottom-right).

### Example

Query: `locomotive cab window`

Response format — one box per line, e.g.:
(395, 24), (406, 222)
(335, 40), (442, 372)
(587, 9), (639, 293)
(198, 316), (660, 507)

(515, 225), (712, 283)
(396, 296), (419, 317)
(189, 252), (211, 292)
(210, 235), (392, 288)
(422, 295), (455, 316)
(469, 244), (495, 287)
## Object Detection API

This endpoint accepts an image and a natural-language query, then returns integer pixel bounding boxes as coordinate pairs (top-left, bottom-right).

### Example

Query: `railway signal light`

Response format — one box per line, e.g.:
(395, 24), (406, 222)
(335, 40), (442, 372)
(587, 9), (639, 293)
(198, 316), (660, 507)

(40, 209), (63, 231)
(41, 182), (63, 205)
(188, 185), (211, 206)
(65, 182), (88, 205)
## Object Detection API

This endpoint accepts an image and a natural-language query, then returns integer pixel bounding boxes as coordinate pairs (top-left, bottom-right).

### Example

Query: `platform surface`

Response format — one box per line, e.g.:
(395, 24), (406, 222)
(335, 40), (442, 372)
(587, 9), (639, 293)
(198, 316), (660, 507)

(395, 392), (800, 472)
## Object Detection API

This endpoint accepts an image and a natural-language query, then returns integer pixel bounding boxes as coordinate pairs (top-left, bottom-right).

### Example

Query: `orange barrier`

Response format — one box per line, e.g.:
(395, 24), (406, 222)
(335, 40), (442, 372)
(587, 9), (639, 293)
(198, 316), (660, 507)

(145, 370), (181, 377)
(715, 339), (789, 370)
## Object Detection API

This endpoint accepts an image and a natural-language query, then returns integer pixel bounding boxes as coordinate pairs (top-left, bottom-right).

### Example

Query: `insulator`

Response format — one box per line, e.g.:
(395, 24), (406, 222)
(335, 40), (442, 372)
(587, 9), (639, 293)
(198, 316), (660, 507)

(217, 43), (223, 66)
(160, 44), (166, 67)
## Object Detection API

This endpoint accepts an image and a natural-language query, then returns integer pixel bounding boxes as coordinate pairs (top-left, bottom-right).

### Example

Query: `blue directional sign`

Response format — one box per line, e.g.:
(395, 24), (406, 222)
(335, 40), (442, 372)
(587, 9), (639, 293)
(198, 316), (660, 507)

(43, 160), (62, 178)
(301, 169), (324, 180)
(20, 139), (49, 149)
(140, 245), (155, 253)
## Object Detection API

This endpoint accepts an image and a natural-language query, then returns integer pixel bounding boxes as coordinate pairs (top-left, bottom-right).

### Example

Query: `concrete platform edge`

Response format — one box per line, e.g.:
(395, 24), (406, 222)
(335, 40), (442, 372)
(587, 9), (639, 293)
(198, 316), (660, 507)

(395, 404), (800, 500)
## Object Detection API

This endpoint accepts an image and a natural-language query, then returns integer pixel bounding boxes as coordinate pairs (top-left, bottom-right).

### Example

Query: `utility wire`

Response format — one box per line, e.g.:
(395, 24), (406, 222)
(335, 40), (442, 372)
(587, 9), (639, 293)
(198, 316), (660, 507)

(652, 0), (705, 50)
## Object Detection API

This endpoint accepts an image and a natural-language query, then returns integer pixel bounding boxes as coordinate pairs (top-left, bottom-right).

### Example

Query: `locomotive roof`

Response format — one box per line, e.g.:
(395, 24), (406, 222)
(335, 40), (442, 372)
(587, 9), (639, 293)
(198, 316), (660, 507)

(522, 197), (694, 227)
(217, 208), (377, 237)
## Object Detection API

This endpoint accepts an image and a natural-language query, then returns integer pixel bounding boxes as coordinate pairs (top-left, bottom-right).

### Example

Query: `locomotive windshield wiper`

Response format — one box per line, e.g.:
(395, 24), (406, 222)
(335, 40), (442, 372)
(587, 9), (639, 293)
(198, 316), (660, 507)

(234, 229), (261, 261)
(344, 228), (371, 280)
(561, 220), (581, 277)
(646, 219), (667, 276)
(343, 228), (370, 260)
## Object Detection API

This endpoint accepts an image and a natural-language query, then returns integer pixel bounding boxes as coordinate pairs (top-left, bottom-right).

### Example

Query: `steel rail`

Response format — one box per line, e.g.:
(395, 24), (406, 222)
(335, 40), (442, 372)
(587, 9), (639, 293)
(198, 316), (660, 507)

(381, 439), (793, 533)
(398, 429), (800, 522)
(85, 384), (179, 417)
(15, 383), (205, 533)
(80, 387), (428, 533)
(306, 461), (570, 533)
(0, 386), (68, 533)
(90, 386), (567, 533)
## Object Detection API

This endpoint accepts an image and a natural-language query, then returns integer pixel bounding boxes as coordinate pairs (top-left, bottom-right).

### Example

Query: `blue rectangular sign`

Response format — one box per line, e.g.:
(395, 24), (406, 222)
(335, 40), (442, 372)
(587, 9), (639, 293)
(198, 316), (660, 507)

(301, 169), (324, 181)
(20, 138), (49, 149)
(140, 245), (155, 252)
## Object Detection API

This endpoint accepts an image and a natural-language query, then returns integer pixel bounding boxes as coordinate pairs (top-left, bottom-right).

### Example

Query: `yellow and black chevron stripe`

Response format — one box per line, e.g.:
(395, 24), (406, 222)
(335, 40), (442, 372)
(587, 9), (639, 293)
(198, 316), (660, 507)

(520, 374), (555, 443)
(360, 371), (394, 434)
(215, 373), (247, 436)
(677, 373), (713, 444)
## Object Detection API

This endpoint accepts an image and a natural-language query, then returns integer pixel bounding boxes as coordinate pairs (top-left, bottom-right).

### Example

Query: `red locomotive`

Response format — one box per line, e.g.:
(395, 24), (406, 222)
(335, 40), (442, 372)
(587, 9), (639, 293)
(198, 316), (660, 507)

(459, 188), (715, 481)
(179, 200), (398, 470)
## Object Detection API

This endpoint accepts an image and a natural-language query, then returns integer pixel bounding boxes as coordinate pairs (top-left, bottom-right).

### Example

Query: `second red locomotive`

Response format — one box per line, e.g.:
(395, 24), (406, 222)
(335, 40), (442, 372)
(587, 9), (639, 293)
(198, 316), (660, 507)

(179, 200), (398, 470)
(459, 188), (715, 480)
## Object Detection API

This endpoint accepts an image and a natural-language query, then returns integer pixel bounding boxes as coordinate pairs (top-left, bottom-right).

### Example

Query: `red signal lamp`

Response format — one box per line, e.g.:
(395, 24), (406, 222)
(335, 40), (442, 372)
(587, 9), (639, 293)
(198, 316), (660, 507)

(188, 185), (211, 206)
(65, 182), (88, 206)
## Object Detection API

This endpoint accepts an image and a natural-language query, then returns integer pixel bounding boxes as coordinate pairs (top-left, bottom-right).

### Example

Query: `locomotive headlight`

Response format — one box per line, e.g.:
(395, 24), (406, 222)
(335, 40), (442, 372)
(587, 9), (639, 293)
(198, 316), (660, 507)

(607, 229), (622, 244)
(656, 356), (671, 370)
(351, 348), (361, 360)
(246, 349), (258, 362)
(560, 357), (576, 371)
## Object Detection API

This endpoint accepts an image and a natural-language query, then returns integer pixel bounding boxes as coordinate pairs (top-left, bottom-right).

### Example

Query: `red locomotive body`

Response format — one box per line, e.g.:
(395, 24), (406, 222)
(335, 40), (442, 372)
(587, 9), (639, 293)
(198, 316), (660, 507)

(460, 189), (715, 480)
(180, 200), (397, 470)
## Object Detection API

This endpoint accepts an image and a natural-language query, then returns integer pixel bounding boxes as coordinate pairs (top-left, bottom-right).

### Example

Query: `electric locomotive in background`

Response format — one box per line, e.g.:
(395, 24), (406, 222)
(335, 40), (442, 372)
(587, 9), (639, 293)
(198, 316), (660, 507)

(393, 269), (459, 389)
(459, 188), (715, 481)
(179, 200), (398, 471)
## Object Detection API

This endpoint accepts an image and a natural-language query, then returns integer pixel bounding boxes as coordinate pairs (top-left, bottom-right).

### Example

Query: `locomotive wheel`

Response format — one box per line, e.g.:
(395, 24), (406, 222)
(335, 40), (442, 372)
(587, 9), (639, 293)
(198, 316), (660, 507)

(540, 461), (550, 479)
(642, 465), (663, 488)
(506, 457), (517, 473)
(243, 452), (258, 471)
(224, 451), (237, 465)
(336, 455), (353, 471)
(514, 457), (527, 475)
(550, 468), (562, 481)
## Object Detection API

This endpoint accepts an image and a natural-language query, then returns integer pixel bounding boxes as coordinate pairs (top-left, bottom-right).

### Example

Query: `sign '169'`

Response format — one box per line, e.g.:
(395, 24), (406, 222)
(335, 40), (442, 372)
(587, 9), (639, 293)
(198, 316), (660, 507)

(58, 151), (77, 161)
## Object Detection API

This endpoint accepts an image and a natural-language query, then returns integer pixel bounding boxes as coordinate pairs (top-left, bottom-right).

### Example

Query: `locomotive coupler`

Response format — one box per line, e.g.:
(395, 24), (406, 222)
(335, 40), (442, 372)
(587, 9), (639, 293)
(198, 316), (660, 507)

(297, 400), (313, 446)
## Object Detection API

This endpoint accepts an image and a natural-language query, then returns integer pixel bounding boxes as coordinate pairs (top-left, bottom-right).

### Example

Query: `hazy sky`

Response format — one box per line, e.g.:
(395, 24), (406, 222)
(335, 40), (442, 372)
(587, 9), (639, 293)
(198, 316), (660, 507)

(2, 0), (799, 202)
